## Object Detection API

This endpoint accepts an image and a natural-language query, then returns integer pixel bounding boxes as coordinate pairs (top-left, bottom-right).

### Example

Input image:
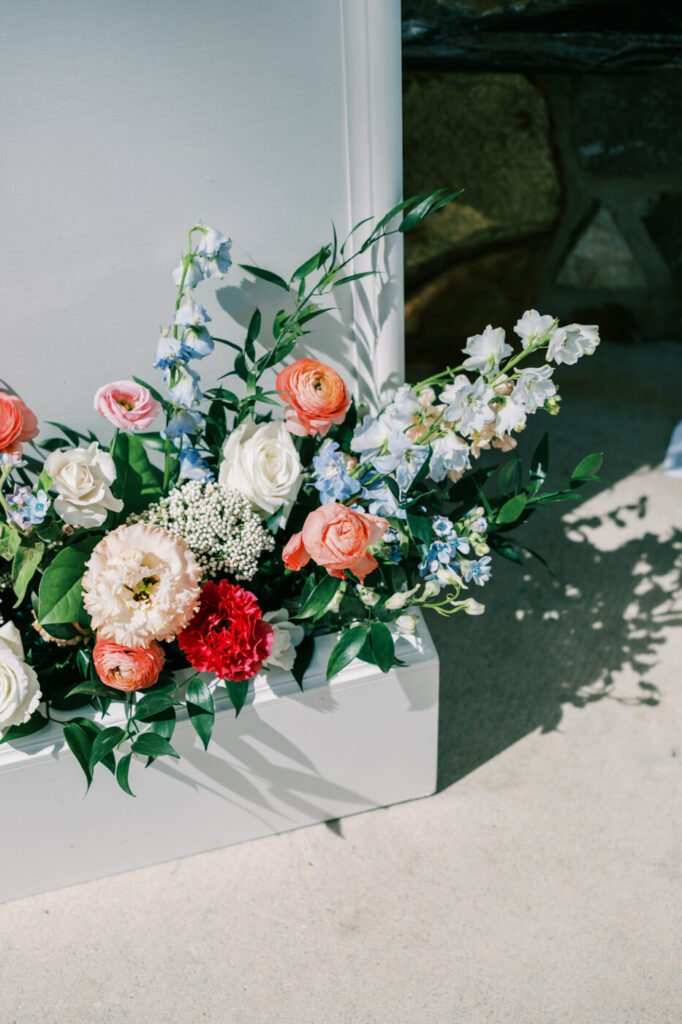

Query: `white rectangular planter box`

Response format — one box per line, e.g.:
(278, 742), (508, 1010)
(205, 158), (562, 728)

(0, 614), (438, 904)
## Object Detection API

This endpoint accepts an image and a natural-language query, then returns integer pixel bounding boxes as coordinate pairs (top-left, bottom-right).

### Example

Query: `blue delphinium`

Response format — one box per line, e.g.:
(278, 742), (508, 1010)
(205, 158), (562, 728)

(464, 555), (492, 586)
(419, 515), (471, 580)
(373, 430), (428, 495)
(382, 525), (403, 564)
(6, 485), (50, 529)
(312, 440), (361, 504)
(361, 480), (406, 519)
(178, 444), (213, 482)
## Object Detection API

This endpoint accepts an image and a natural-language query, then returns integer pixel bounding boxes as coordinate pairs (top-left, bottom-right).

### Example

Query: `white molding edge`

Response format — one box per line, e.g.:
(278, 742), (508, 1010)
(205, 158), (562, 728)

(340, 0), (404, 407)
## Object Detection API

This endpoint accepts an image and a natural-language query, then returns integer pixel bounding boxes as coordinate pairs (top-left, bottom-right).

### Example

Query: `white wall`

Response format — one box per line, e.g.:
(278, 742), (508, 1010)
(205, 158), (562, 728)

(0, 0), (403, 435)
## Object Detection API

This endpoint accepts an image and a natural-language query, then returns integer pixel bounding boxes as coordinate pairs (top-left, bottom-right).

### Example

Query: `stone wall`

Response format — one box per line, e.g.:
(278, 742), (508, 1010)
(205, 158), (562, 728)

(402, 6), (682, 376)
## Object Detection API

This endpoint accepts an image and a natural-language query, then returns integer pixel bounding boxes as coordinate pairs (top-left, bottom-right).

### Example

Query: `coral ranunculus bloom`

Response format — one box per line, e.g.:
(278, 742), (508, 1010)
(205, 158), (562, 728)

(283, 503), (388, 583)
(178, 581), (273, 682)
(0, 391), (39, 453)
(92, 637), (165, 692)
(275, 358), (350, 437)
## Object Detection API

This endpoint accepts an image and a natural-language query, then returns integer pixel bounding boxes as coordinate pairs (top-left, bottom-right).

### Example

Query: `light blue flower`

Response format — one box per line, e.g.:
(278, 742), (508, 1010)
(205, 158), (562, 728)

(154, 333), (194, 370)
(373, 430), (428, 495)
(361, 480), (406, 520)
(196, 228), (232, 278)
(167, 366), (203, 408)
(162, 407), (205, 441)
(172, 256), (205, 291)
(6, 485), (49, 528)
(464, 555), (492, 586)
(183, 326), (214, 360)
(312, 440), (361, 504)
(178, 446), (213, 482)
(431, 515), (454, 538)
(174, 299), (211, 329)
(351, 414), (389, 462)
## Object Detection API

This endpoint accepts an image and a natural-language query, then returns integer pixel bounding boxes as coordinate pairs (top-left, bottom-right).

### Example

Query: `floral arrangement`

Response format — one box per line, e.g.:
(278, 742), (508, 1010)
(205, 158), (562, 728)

(0, 190), (602, 794)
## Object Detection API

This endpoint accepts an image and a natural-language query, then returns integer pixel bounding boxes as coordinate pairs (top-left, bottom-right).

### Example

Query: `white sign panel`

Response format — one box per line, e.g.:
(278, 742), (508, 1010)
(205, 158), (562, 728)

(0, 0), (403, 433)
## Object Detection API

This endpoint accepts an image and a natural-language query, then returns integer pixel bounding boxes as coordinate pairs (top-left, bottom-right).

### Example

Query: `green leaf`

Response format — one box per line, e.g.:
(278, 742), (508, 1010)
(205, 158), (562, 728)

(245, 308), (261, 361)
(63, 721), (94, 789)
(327, 625), (369, 681)
(496, 493), (528, 525)
(531, 432), (550, 479)
(292, 634), (314, 690)
(112, 433), (163, 515)
(296, 575), (342, 621)
(186, 676), (215, 750)
(570, 452), (604, 484)
(234, 351), (249, 382)
(145, 707), (176, 740)
(331, 270), (378, 289)
(66, 678), (126, 701)
(498, 458), (520, 497)
(225, 680), (249, 717)
(0, 523), (21, 562)
(116, 752), (135, 797)
(291, 245), (332, 282)
(370, 621), (394, 673)
(399, 189), (462, 233)
(135, 431), (167, 452)
(238, 263), (290, 292)
(89, 726), (125, 770)
(38, 537), (98, 625)
(0, 711), (49, 745)
(132, 732), (179, 760)
(406, 512), (432, 550)
(132, 376), (166, 406)
(12, 541), (45, 606)
(45, 420), (88, 446)
(134, 692), (181, 720)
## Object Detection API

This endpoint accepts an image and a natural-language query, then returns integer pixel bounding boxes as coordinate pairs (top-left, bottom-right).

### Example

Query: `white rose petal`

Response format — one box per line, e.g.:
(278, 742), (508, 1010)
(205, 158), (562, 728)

(219, 419), (302, 528)
(45, 442), (123, 528)
(263, 609), (305, 672)
(0, 622), (42, 731)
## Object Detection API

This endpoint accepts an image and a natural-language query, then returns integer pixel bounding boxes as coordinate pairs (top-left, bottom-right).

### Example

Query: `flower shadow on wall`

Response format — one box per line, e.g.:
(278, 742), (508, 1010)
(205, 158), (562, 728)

(434, 487), (681, 791)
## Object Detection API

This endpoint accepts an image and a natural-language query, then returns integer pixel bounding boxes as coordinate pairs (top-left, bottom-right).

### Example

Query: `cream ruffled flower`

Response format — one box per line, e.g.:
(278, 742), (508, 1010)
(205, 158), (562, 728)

(82, 523), (201, 647)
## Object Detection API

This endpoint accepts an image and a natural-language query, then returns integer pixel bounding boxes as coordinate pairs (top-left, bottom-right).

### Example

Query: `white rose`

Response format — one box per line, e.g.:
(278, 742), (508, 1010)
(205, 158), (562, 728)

(45, 442), (123, 528)
(218, 419), (302, 527)
(0, 621), (42, 731)
(263, 609), (305, 672)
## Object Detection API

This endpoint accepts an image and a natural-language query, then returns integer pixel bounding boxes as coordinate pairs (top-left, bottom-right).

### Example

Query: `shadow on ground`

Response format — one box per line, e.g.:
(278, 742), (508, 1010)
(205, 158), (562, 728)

(431, 505), (681, 791)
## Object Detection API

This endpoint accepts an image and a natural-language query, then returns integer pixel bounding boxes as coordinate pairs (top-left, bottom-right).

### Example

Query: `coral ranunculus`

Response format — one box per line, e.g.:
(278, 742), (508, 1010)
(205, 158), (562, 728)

(92, 637), (165, 692)
(283, 503), (388, 583)
(178, 581), (273, 682)
(94, 379), (162, 432)
(275, 358), (350, 437)
(0, 391), (39, 453)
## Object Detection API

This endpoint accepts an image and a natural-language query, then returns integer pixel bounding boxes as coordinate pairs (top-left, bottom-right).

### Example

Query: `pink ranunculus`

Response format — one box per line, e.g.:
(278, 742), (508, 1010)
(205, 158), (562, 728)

(283, 503), (388, 583)
(94, 380), (161, 432)
(275, 358), (351, 437)
(92, 636), (165, 692)
(0, 391), (39, 452)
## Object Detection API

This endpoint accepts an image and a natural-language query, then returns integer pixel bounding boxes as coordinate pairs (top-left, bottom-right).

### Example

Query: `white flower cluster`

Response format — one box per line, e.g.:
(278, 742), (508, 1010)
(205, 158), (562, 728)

(137, 481), (275, 580)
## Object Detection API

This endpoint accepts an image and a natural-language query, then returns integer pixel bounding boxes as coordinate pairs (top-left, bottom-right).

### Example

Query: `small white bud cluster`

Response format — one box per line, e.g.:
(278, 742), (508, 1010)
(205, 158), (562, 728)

(135, 481), (275, 580)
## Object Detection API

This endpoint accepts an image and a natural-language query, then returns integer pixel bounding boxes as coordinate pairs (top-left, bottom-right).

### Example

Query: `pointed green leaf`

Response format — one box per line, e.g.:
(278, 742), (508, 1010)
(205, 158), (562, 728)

(225, 680), (249, 717)
(496, 492), (528, 524)
(238, 264), (290, 292)
(134, 692), (182, 720)
(89, 726), (125, 770)
(38, 537), (98, 625)
(370, 621), (394, 673)
(63, 721), (94, 789)
(406, 512), (432, 549)
(292, 634), (315, 689)
(498, 458), (520, 497)
(296, 575), (342, 621)
(112, 433), (163, 514)
(0, 711), (49, 745)
(570, 452), (604, 483)
(116, 752), (135, 796)
(186, 676), (215, 750)
(132, 732), (179, 760)
(12, 541), (44, 606)
(326, 625), (369, 681)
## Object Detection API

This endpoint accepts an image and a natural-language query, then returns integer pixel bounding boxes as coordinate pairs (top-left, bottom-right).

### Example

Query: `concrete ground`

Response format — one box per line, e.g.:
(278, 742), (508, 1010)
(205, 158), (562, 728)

(1, 342), (681, 1023)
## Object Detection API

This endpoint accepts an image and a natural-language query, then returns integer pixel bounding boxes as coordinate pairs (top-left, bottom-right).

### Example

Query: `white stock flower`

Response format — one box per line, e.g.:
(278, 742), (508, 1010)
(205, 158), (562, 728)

(495, 394), (527, 435)
(429, 431), (470, 482)
(356, 586), (380, 607)
(82, 523), (201, 646)
(218, 418), (303, 527)
(462, 325), (512, 375)
(45, 443), (123, 528)
(385, 584), (420, 611)
(441, 376), (495, 437)
(548, 323), (600, 365)
(513, 366), (557, 414)
(0, 622), (42, 731)
(514, 310), (556, 349)
(263, 609), (305, 672)
(395, 613), (419, 635)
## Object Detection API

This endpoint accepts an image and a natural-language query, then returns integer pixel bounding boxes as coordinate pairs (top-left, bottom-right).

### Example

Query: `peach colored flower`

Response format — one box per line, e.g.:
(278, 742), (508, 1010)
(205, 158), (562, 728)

(283, 503), (388, 583)
(0, 391), (39, 453)
(92, 636), (165, 692)
(94, 380), (161, 432)
(275, 358), (351, 437)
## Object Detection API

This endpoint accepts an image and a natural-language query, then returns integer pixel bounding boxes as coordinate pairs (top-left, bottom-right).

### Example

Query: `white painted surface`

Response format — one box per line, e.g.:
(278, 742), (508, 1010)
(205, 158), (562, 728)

(0, 0), (403, 428)
(0, 616), (438, 904)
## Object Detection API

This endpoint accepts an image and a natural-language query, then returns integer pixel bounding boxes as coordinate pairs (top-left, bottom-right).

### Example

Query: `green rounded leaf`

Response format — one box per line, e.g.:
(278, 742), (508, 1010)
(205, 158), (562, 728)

(327, 625), (369, 681)
(496, 493), (528, 525)
(38, 538), (98, 625)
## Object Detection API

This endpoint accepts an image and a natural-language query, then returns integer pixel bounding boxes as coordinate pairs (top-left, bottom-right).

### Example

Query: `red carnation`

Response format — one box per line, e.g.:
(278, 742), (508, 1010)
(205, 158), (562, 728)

(177, 580), (273, 682)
